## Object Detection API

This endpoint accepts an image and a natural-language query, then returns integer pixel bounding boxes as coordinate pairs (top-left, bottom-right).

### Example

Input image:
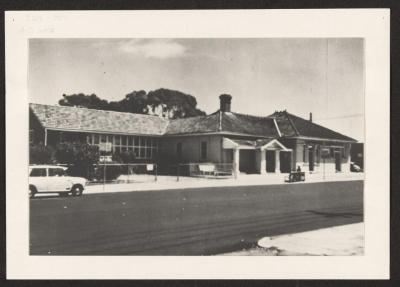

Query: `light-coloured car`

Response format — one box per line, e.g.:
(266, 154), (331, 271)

(29, 165), (87, 198)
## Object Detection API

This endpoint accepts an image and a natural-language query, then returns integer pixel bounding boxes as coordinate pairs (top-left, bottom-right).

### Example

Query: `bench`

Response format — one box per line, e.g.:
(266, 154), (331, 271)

(197, 164), (232, 177)
(285, 171), (305, 183)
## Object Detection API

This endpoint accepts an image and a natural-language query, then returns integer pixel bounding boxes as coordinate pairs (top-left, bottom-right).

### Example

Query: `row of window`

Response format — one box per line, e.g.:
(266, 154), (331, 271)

(302, 145), (347, 163)
(86, 134), (159, 159)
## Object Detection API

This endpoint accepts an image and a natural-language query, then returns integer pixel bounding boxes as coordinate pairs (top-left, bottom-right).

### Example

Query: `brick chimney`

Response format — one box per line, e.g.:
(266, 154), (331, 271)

(219, 94), (232, 112)
(309, 112), (313, 122)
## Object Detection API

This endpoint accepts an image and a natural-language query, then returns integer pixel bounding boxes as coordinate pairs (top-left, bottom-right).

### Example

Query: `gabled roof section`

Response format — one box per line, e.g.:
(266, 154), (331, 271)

(165, 111), (280, 137)
(268, 110), (357, 142)
(29, 103), (169, 136)
(222, 138), (291, 151)
(165, 113), (220, 135)
(220, 112), (280, 137)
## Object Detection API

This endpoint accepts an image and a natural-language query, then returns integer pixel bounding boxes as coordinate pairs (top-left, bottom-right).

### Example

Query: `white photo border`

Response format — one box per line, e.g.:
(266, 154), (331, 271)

(5, 9), (390, 279)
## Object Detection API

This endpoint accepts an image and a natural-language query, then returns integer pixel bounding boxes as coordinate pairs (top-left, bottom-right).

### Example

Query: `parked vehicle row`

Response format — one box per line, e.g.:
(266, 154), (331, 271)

(29, 165), (87, 198)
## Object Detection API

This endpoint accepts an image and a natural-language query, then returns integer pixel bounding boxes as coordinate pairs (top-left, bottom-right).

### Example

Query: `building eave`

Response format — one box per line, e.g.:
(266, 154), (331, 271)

(44, 127), (165, 137)
(283, 135), (357, 143)
(164, 131), (276, 139)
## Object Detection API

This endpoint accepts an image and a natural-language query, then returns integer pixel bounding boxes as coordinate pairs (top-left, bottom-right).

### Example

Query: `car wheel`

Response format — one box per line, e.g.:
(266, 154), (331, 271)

(71, 185), (83, 196)
(29, 185), (37, 198)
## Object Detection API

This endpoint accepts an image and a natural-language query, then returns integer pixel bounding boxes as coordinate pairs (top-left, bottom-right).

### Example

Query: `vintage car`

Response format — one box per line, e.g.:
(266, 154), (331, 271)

(29, 165), (87, 198)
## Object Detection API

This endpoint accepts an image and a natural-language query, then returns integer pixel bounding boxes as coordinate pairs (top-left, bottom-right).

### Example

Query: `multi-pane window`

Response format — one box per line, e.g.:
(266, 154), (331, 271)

(86, 133), (158, 159)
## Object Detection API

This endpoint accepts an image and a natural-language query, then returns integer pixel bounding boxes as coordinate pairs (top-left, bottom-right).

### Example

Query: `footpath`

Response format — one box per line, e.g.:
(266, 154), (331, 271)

(85, 172), (364, 194)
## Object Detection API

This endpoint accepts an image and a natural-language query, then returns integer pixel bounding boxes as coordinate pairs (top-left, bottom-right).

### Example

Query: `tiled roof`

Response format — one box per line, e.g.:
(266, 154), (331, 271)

(165, 113), (220, 134)
(30, 103), (356, 142)
(269, 111), (356, 142)
(29, 103), (169, 136)
(165, 111), (279, 137)
(220, 112), (279, 137)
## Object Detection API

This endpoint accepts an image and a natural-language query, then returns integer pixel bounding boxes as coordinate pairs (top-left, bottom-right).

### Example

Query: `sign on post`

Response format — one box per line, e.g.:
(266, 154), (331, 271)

(99, 142), (113, 152)
(98, 142), (112, 192)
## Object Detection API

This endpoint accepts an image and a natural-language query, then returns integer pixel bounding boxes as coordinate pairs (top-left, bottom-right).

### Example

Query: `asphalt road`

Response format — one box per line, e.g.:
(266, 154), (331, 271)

(30, 181), (363, 255)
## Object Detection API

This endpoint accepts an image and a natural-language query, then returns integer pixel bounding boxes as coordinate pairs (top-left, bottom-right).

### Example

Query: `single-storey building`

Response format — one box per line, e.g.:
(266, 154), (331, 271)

(29, 94), (357, 175)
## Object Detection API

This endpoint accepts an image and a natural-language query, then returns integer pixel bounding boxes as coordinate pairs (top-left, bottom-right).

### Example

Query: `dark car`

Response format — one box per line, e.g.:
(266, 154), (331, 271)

(350, 162), (363, 172)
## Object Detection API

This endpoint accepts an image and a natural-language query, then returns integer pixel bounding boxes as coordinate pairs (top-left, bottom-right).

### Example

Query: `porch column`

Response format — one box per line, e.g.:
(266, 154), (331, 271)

(233, 148), (240, 177)
(275, 150), (280, 173)
(260, 149), (266, 175)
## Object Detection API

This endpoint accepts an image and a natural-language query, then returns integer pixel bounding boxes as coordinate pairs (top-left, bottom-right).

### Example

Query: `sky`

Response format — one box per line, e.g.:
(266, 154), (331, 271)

(29, 38), (364, 141)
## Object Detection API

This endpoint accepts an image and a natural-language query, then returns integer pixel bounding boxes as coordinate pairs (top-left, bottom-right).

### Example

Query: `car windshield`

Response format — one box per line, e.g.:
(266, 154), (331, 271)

(48, 168), (66, 177)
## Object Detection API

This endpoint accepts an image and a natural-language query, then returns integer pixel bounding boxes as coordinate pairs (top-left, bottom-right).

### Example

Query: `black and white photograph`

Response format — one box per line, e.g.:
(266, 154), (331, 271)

(5, 10), (389, 279)
(28, 37), (365, 256)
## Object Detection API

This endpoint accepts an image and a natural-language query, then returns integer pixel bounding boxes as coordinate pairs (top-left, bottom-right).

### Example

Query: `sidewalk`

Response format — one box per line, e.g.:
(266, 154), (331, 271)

(85, 172), (364, 194)
(223, 223), (364, 256)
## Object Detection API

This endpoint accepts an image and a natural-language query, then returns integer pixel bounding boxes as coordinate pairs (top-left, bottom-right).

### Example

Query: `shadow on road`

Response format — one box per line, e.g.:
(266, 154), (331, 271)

(306, 209), (362, 218)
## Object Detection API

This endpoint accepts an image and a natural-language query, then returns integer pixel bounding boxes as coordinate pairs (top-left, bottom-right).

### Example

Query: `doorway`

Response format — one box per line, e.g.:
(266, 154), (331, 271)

(266, 150), (276, 172)
(239, 150), (256, 174)
(335, 152), (342, 172)
(280, 151), (291, 173)
(308, 147), (315, 172)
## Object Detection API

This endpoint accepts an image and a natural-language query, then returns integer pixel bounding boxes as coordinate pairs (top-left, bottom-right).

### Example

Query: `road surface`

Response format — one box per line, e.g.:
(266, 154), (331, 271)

(30, 180), (363, 255)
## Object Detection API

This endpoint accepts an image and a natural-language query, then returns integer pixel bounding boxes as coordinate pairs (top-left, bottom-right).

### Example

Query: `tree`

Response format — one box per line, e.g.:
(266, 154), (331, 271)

(29, 143), (55, 164)
(146, 88), (206, 118)
(59, 93), (109, 110)
(54, 142), (99, 178)
(58, 88), (206, 119)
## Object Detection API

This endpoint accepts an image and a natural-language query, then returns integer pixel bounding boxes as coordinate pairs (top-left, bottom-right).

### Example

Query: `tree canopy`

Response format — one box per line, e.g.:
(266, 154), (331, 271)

(58, 88), (206, 119)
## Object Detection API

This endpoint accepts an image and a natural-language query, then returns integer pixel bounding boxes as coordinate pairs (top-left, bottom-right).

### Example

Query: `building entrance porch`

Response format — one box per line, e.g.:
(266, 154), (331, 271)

(223, 138), (292, 176)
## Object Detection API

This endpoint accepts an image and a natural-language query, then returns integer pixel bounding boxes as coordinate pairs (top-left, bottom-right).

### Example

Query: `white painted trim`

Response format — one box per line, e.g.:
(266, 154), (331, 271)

(259, 139), (291, 151)
(273, 118), (282, 137)
(218, 110), (222, 131)
(222, 137), (293, 151)
(222, 137), (239, 149)
(289, 136), (356, 143)
(165, 131), (273, 139)
(45, 127), (164, 137)
(222, 138), (259, 150)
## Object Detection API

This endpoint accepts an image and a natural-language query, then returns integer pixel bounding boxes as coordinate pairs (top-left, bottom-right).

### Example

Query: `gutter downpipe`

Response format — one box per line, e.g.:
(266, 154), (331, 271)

(44, 128), (48, 146)
(273, 118), (282, 137)
(218, 110), (222, 131)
